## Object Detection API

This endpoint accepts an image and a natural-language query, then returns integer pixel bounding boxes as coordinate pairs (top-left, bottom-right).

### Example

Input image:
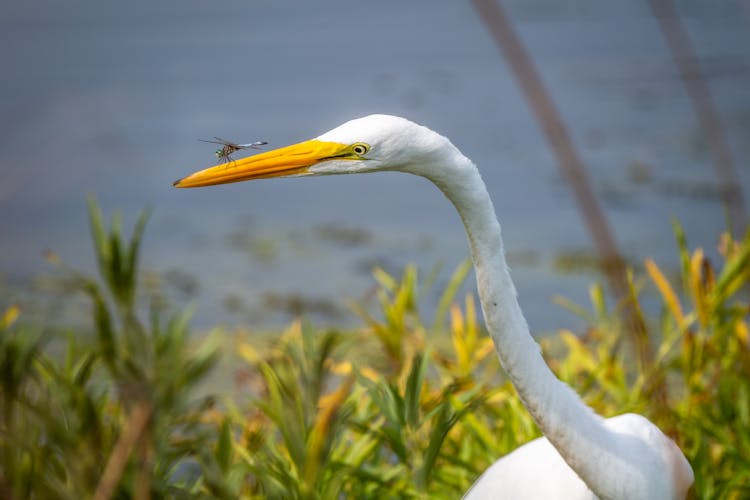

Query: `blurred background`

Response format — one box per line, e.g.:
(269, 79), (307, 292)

(1, 0), (749, 333)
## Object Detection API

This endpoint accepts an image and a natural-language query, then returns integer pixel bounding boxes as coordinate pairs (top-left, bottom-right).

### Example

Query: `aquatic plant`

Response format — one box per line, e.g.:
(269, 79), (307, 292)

(1, 203), (748, 498)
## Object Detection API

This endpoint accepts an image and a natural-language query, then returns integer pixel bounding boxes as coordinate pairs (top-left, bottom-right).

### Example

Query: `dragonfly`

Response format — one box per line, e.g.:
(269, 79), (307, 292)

(199, 137), (268, 164)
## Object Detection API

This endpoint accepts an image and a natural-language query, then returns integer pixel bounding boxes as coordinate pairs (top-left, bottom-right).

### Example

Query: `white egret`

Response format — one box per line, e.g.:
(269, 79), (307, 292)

(174, 114), (694, 499)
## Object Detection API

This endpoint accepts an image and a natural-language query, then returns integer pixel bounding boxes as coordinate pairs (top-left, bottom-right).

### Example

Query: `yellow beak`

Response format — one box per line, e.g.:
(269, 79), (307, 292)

(173, 139), (351, 188)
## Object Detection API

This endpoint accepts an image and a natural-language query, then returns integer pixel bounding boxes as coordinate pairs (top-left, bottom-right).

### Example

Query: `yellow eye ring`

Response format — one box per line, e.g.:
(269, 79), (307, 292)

(352, 143), (370, 156)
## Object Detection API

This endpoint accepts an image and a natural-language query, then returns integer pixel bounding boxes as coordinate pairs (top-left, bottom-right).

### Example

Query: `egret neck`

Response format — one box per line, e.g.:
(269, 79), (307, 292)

(423, 152), (646, 499)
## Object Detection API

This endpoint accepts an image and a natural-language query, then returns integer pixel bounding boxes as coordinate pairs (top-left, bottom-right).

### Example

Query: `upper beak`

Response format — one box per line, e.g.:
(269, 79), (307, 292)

(173, 139), (350, 188)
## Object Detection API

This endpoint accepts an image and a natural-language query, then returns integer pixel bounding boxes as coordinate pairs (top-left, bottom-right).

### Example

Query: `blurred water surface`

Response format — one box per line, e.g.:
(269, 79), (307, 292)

(1, 0), (749, 332)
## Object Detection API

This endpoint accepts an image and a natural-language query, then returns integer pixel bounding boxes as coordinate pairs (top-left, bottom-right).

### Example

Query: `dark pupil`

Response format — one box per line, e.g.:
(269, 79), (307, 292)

(355, 146), (364, 154)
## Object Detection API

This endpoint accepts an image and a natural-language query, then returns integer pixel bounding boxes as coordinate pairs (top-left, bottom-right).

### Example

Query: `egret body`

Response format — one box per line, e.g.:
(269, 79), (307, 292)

(175, 114), (693, 499)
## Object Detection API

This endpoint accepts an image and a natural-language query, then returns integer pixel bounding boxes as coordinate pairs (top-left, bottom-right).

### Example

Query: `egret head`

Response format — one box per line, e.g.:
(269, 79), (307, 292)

(174, 114), (461, 188)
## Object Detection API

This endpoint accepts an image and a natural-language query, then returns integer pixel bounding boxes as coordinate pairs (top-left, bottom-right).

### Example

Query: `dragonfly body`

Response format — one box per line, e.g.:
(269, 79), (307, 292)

(199, 137), (268, 163)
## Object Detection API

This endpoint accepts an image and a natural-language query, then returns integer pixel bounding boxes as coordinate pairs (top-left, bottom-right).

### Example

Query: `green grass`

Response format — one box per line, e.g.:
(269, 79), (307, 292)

(1, 201), (749, 499)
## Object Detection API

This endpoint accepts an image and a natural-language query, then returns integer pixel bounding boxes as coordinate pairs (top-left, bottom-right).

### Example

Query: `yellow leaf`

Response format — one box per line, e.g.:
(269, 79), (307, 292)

(450, 304), (469, 371)
(329, 360), (353, 376)
(645, 259), (684, 326)
(465, 294), (477, 346)
(283, 319), (303, 341)
(306, 375), (355, 481)
(237, 342), (260, 364)
(717, 231), (739, 259)
(737, 321), (749, 348)
(317, 376), (354, 416)
(689, 249), (709, 327)
(559, 330), (597, 372)
(475, 338), (495, 363)
(588, 284), (607, 317)
(360, 366), (381, 383)
(486, 390), (511, 406)
(1, 304), (20, 328)
(372, 267), (397, 292)
(450, 303), (463, 334)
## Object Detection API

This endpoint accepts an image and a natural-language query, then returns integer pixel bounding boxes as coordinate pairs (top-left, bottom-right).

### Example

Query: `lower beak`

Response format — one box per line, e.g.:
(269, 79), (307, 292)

(173, 139), (349, 188)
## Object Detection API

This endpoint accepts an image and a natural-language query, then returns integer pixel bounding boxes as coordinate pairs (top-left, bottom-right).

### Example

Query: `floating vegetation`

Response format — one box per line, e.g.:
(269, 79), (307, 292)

(314, 223), (372, 247)
(626, 160), (654, 186)
(226, 230), (279, 263)
(261, 291), (343, 319)
(506, 249), (540, 267)
(553, 248), (611, 275)
(657, 178), (724, 201)
(163, 268), (200, 299)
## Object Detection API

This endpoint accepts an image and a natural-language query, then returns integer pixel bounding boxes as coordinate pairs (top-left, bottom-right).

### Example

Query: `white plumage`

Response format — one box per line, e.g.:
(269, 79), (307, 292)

(175, 114), (694, 499)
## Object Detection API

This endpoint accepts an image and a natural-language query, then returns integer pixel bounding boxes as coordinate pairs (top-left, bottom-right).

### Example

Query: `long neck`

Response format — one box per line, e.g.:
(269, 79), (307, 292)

(427, 157), (638, 497)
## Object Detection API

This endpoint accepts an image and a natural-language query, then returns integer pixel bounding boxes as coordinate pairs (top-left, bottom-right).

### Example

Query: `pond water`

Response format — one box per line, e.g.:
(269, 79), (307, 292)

(1, 0), (749, 334)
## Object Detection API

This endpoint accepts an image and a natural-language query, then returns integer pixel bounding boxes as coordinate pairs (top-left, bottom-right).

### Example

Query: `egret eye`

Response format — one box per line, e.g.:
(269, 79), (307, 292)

(352, 143), (370, 156)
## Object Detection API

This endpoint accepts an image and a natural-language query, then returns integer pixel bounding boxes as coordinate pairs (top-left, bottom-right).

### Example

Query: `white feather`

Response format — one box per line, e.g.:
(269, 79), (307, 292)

(315, 114), (693, 499)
